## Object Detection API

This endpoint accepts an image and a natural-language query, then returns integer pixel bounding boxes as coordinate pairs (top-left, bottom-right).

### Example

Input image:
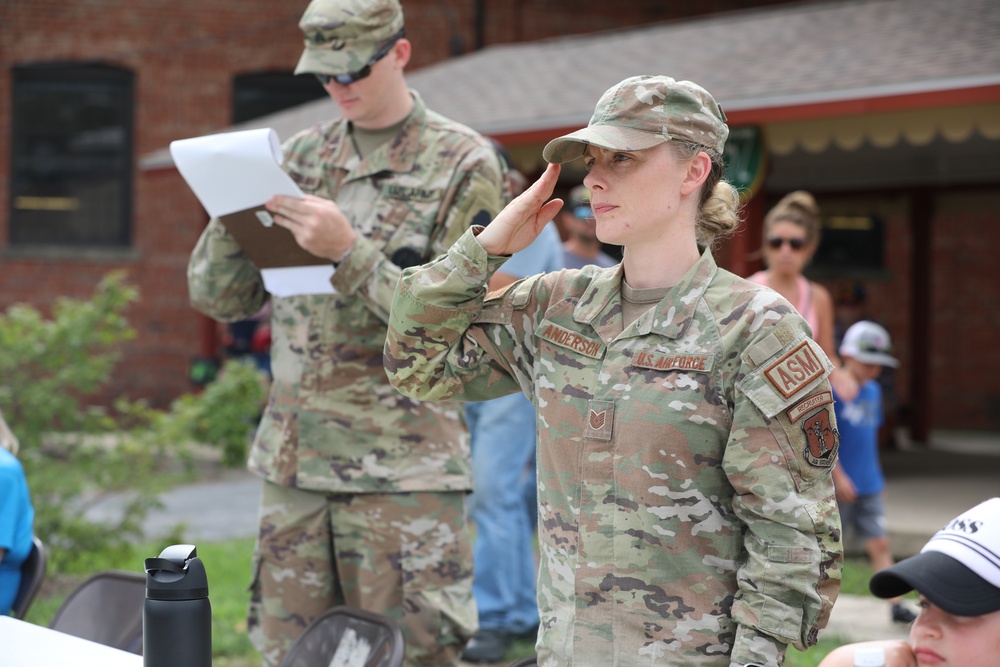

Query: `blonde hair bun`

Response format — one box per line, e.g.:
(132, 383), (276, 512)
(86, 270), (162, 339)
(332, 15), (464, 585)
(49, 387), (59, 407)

(764, 190), (821, 243)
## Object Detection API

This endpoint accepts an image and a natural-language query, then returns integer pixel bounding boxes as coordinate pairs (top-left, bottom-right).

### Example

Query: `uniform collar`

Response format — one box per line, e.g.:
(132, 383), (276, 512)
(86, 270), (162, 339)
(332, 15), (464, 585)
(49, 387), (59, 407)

(574, 247), (719, 342)
(328, 90), (428, 179)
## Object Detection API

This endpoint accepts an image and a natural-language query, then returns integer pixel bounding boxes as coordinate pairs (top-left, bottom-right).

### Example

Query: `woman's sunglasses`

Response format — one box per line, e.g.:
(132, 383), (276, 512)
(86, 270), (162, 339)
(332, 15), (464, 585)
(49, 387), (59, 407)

(766, 236), (807, 251)
(315, 29), (405, 86)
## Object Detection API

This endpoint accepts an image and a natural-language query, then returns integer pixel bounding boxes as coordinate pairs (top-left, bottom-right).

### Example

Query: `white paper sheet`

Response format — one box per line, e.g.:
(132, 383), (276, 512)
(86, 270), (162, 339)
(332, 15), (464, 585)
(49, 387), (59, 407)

(169, 128), (304, 218)
(261, 265), (336, 297)
(171, 128), (335, 296)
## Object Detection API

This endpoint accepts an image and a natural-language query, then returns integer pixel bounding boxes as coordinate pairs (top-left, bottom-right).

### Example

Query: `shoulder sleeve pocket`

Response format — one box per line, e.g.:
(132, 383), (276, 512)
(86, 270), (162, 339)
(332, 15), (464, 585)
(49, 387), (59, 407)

(475, 274), (539, 324)
(738, 333), (833, 418)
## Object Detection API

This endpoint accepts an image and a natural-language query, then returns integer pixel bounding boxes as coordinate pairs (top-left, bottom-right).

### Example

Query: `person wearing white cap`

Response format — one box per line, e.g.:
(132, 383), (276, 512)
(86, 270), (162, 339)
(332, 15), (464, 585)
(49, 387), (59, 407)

(830, 321), (915, 625)
(819, 497), (1000, 666)
(385, 75), (844, 667)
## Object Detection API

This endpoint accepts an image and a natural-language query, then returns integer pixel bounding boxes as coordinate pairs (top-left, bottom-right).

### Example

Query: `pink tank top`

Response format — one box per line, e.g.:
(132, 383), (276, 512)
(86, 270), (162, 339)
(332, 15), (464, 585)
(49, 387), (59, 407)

(747, 271), (819, 333)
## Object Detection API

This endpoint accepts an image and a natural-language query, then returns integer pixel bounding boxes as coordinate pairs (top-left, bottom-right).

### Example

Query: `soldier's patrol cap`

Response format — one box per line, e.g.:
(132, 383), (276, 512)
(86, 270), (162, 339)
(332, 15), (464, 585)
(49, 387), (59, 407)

(295, 0), (404, 76)
(543, 75), (729, 164)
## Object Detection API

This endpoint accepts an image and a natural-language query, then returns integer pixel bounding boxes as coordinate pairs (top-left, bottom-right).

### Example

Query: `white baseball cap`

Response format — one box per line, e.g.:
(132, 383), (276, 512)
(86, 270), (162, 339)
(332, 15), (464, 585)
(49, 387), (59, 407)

(839, 320), (899, 368)
(870, 497), (1000, 615)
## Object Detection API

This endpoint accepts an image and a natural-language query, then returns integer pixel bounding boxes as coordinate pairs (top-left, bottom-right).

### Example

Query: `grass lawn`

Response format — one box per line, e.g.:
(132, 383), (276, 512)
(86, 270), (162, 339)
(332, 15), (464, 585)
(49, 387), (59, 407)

(23, 538), (878, 667)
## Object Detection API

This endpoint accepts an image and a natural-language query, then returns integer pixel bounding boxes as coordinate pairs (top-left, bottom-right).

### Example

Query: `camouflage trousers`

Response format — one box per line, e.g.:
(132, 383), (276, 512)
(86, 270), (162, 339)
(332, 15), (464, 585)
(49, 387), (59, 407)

(248, 482), (477, 667)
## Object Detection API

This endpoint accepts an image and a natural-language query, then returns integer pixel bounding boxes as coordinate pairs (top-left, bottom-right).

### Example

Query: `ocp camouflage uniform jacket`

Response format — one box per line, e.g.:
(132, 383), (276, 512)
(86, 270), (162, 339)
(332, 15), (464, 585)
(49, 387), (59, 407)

(188, 92), (506, 494)
(384, 229), (844, 666)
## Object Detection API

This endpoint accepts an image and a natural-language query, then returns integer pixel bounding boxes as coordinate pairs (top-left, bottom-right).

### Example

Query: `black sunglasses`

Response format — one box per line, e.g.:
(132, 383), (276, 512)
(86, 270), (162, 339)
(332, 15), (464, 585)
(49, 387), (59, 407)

(766, 236), (807, 251)
(315, 29), (405, 86)
(858, 341), (892, 355)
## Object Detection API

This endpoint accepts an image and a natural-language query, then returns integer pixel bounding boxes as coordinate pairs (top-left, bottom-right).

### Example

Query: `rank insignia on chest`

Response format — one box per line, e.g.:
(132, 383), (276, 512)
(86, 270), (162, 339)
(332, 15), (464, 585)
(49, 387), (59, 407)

(586, 400), (614, 441)
(801, 407), (839, 468)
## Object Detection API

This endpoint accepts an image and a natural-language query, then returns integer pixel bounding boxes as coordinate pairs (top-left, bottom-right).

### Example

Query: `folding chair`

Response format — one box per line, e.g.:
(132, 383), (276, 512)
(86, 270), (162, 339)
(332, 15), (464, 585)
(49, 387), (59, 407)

(49, 569), (146, 654)
(11, 535), (46, 619)
(279, 605), (406, 667)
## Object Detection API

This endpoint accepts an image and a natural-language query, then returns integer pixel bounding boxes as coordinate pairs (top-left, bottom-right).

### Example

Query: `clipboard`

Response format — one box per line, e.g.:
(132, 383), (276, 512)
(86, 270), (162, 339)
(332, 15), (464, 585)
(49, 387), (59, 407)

(171, 128), (335, 295)
(218, 207), (326, 269)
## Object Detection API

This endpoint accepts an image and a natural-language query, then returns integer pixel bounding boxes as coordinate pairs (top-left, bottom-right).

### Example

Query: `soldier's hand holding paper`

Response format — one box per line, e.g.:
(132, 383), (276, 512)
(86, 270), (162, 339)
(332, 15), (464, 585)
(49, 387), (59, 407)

(267, 193), (357, 263)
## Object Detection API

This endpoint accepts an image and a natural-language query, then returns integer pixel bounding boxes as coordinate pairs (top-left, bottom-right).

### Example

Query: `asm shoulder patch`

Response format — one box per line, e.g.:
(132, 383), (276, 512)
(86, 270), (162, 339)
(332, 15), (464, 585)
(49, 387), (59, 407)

(737, 334), (833, 418)
(763, 340), (825, 399)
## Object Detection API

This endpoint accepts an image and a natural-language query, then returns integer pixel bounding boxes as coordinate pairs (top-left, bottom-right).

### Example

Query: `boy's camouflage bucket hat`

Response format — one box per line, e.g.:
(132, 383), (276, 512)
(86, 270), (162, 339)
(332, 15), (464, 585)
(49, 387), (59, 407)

(543, 75), (729, 163)
(295, 0), (404, 76)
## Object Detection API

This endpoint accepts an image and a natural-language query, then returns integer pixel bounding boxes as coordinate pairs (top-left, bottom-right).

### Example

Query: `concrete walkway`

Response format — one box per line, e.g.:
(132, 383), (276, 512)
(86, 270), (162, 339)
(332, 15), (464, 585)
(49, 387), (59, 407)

(85, 428), (998, 650)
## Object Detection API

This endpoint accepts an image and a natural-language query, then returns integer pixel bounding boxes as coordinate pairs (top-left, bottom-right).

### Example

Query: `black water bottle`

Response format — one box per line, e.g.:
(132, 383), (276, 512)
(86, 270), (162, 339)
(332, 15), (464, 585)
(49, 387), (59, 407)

(143, 544), (212, 667)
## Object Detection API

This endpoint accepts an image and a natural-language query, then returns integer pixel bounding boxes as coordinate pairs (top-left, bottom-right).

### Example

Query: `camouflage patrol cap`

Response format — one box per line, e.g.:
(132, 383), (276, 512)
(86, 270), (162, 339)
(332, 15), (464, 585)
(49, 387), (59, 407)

(295, 0), (404, 76)
(543, 75), (729, 163)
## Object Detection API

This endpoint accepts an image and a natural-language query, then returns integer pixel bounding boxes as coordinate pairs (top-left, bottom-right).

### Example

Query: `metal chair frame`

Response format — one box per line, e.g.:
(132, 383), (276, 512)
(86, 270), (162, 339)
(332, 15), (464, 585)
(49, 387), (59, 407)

(11, 535), (46, 620)
(279, 605), (406, 667)
(49, 569), (146, 654)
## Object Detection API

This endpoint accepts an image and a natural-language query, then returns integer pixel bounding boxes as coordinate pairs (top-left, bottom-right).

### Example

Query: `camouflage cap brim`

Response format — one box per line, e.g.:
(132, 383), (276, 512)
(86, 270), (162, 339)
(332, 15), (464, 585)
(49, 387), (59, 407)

(542, 126), (667, 164)
(295, 40), (380, 76)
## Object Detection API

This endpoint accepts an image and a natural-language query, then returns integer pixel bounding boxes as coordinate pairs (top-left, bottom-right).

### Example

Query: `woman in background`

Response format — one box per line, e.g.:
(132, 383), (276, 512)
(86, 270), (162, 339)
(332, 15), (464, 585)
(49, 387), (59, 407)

(749, 191), (858, 399)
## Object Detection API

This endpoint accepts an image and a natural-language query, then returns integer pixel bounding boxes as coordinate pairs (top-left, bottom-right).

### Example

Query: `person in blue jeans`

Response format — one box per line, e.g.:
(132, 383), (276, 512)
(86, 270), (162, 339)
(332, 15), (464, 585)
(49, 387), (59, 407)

(831, 320), (916, 625)
(461, 215), (564, 663)
(1, 410), (35, 617)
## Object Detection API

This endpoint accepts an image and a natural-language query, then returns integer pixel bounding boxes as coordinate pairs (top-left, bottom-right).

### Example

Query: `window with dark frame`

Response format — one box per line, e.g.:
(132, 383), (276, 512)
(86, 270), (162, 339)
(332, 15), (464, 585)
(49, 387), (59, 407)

(232, 72), (326, 125)
(811, 214), (886, 272)
(9, 63), (134, 247)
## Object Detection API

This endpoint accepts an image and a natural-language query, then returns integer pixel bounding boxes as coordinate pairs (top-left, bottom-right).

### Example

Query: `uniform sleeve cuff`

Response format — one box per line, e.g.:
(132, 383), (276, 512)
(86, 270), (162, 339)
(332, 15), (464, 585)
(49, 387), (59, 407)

(449, 227), (511, 283)
(330, 235), (376, 294)
(728, 624), (786, 667)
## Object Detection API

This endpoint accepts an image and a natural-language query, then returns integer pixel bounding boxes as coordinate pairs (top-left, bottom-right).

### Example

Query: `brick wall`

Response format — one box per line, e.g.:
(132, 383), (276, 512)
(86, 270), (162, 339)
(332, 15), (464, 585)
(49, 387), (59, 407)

(817, 189), (1000, 431)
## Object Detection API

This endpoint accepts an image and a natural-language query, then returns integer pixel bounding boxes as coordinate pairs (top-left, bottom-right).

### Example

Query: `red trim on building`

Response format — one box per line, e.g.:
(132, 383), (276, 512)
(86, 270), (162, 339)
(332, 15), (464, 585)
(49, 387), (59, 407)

(725, 84), (1000, 125)
(493, 84), (1000, 145)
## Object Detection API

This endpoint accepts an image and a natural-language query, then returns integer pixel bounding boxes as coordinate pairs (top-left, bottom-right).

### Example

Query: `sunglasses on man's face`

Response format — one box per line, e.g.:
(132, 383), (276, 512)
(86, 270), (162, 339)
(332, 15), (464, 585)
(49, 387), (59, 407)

(766, 236), (807, 251)
(315, 29), (404, 86)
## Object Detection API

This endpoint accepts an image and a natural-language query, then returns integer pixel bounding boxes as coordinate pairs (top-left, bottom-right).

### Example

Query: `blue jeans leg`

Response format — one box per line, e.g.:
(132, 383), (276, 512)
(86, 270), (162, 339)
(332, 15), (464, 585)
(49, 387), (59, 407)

(466, 394), (539, 634)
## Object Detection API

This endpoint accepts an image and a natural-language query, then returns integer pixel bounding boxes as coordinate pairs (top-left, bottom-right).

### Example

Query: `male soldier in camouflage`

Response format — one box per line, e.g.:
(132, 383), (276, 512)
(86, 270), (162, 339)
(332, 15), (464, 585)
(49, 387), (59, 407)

(384, 75), (844, 666)
(187, 1), (506, 665)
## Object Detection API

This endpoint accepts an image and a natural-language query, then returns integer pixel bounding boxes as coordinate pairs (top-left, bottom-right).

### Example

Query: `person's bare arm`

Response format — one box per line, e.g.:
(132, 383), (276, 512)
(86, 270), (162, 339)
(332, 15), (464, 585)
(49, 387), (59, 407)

(831, 463), (858, 504)
(813, 282), (860, 401)
(818, 640), (916, 667)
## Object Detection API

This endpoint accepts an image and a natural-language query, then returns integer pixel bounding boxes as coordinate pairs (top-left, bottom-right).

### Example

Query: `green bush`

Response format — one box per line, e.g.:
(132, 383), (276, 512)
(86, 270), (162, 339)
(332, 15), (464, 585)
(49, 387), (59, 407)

(157, 360), (267, 467)
(0, 272), (266, 571)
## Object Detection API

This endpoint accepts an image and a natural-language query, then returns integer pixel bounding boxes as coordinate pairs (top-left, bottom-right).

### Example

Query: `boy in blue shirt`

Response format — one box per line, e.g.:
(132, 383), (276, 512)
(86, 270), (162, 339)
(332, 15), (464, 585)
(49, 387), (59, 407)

(831, 321), (916, 624)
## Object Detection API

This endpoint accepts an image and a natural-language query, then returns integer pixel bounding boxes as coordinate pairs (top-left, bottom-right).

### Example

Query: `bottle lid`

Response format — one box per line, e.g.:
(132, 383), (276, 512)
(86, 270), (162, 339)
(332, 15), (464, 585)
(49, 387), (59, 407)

(145, 544), (210, 600)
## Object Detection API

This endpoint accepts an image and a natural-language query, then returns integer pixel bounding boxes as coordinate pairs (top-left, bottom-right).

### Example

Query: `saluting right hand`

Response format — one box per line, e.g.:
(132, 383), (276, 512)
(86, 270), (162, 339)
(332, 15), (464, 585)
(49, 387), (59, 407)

(476, 162), (564, 256)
